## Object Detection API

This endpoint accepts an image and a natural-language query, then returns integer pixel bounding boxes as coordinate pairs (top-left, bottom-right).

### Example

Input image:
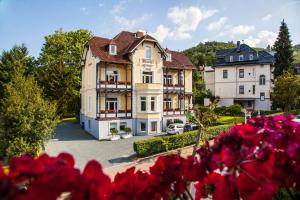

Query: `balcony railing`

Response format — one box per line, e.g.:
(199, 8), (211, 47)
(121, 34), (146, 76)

(97, 81), (132, 89)
(163, 84), (184, 91)
(97, 110), (132, 119)
(142, 58), (154, 64)
(163, 108), (186, 115)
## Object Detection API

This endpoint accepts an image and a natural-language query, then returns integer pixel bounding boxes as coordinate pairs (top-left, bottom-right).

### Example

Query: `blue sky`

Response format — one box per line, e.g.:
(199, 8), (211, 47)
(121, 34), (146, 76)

(0, 0), (299, 57)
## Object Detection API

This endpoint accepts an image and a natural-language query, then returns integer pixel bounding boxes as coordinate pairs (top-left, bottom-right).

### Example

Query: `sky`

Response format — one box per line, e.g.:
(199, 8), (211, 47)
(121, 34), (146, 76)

(0, 0), (300, 57)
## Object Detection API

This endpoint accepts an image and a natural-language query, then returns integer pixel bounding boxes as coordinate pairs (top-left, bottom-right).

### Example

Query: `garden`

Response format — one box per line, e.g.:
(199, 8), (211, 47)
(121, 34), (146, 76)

(1, 114), (299, 199)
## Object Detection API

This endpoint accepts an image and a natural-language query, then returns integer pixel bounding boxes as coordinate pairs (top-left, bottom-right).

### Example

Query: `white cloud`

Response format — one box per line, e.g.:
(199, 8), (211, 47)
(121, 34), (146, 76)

(244, 30), (277, 47)
(114, 14), (151, 28)
(207, 17), (228, 31)
(167, 6), (217, 39)
(149, 25), (170, 42)
(229, 25), (255, 36)
(111, 0), (126, 14)
(262, 14), (272, 21)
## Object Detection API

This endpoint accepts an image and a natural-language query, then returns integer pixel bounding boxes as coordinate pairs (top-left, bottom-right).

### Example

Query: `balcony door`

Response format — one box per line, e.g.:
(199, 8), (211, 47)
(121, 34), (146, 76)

(106, 98), (118, 111)
(106, 70), (118, 83)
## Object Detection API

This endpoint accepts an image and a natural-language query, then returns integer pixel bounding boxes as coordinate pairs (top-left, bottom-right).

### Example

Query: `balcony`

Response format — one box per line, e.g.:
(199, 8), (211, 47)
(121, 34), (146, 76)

(163, 108), (186, 116)
(97, 110), (132, 119)
(163, 84), (184, 92)
(97, 81), (132, 90)
(135, 83), (161, 90)
(142, 58), (154, 64)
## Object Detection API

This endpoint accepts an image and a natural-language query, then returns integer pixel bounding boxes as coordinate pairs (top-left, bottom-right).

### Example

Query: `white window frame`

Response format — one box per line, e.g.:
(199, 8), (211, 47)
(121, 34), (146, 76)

(239, 55), (244, 61)
(144, 46), (151, 59)
(239, 85), (244, 94)
(259, 75), (266, 85)
(150, 121), (157, 132)
(164, 98), (172, 110)
(239, 69), (244, 78)
(142, 71), (153, 83)
(140, 96), (147, 112)
(260, 92), (265, 101)
(178, 71), (184, 85)
(105, 97), (118, 111)
(140, 122), (146, 132)
(166, 53), (172, 61)
(150, 97), (156, 112)
(223, 69), (228, 79)
(164, 74), (173, 85)
(109, 122), (118, 135)
(119, 122), (127, 132)
(229, 56), (233, 62)
(88, 95), (92, 112)
(249, 54), (253, 60)
(109, 45), (117, 55)
(106, 69), (119, 82)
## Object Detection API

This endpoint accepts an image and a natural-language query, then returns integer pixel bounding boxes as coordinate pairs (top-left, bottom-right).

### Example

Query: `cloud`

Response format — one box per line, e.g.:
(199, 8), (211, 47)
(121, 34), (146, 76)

(229, 25), (255, 36)
(244, 30), (277, 47)
(262, 14), (272, 21)
(167, 6), (217, 39)
(207, 17), (228, 31)
(149, 25), (170, 42)
(80, 7), (89, 15)
(111, 0), (126, 14)
(114, 14), (151, 29)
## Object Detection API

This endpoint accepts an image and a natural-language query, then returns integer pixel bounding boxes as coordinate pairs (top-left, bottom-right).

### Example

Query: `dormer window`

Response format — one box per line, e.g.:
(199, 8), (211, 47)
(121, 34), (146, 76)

(249, 54), (253, 60)
(239, 55), (244, 61)
(109, 44), (117, 55)
(229, 56), (233, 62)
(166, 53), (172, 61)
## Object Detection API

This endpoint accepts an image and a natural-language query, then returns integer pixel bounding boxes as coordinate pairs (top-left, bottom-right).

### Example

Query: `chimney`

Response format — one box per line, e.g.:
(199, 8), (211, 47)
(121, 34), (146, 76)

(135, 31), (145, 38)
(237, 41), (241, 51)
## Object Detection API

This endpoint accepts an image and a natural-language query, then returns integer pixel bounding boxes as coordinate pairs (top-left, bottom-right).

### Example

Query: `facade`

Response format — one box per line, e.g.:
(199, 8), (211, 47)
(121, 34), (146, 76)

(204, 41), (274, 111)
(80, 31), (194, 139)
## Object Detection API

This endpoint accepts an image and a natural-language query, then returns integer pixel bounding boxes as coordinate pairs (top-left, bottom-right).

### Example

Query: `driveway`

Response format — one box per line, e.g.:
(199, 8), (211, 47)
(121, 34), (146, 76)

(45, 122), (153, 170)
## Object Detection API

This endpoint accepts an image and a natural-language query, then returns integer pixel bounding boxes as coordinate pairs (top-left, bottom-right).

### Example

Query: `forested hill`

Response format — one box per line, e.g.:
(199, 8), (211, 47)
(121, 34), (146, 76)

(182, 41), (236, 67)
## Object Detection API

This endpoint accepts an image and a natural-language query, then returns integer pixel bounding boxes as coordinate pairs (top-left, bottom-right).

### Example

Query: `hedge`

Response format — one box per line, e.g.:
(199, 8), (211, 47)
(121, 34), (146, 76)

(133, 124), (231, 157)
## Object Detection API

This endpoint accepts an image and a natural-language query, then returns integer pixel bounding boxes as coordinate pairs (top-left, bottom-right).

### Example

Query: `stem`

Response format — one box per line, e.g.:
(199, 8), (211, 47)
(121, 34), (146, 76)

(283, 183), (295, 200)
(192, 123), (203, 156)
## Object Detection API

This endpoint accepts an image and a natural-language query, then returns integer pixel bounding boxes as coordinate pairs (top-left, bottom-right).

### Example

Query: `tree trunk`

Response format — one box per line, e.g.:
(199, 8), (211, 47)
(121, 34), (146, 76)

(192, 125), (203, 156)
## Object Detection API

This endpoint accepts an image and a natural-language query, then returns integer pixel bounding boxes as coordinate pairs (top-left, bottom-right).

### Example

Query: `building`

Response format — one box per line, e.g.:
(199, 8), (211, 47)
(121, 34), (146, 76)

(80, 31), (194, 139)
(204, 41), (274, 111)
(293, 63), (300, 75)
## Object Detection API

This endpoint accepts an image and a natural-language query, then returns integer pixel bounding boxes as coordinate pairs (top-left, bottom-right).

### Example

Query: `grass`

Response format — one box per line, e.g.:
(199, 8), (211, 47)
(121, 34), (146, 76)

(57, 117), (78, 124)
(216, 116), (245, 125)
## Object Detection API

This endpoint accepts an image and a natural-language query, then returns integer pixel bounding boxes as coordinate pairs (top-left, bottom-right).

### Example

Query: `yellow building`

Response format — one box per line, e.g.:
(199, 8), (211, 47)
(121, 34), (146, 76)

(80, 31), (195, 139)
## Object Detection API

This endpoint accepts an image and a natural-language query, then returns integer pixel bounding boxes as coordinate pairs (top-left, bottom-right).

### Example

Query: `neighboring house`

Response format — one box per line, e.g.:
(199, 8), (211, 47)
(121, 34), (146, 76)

(293, 63), (300, 75)
(80, 31), (194, 139)
(204, 41), (274, 111)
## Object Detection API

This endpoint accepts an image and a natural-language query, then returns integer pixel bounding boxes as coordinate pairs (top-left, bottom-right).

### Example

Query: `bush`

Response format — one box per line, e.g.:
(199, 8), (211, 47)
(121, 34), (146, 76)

(252, 110), (283, 116)
(7, 137), (39, 158)
(174, 119), (184, 124)
(215, 104), (243, 116)
(133, 124), (231, 157)
(110, 128), (118, 135)
(124, 127), (132, 134)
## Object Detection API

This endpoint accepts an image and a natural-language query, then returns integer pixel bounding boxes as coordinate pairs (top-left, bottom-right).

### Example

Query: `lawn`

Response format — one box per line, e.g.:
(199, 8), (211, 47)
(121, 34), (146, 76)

(216, 116), (245, 125)
(57, 117), (78, 124)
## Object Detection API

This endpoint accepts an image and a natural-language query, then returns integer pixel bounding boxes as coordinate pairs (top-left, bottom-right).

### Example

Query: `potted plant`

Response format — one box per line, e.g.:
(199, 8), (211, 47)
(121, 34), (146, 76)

(121, 127), (132, 139)
(109, 128), (120, 141)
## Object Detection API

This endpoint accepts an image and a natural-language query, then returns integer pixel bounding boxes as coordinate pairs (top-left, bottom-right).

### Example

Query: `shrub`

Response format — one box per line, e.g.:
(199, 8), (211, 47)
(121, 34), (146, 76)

(133, 124), (231, 157)
(7, 137), (38, 158)
(110, 128), (118, 135)
(226, 104), (243, 115)
(124, 127), (132, 134)
(174, 119), (184, 124)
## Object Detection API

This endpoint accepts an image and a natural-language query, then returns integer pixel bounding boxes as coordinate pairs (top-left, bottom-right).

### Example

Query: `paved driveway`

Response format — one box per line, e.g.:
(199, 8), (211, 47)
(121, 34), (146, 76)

(45, 122), (152, 170)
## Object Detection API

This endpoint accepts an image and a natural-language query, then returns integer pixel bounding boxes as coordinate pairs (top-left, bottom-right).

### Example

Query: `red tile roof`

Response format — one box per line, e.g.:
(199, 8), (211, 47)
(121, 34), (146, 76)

(163, 49), (195, 69)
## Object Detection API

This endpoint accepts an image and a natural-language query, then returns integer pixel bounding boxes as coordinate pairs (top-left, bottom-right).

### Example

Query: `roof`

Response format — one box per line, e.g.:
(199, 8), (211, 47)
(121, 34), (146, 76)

(215, 43), (274, 67)
(87, 31), (165, 64)
(163, 49), (195, 69)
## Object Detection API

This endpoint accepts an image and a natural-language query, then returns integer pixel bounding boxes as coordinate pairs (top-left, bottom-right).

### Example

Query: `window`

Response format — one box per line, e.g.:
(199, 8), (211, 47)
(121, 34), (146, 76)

(140, 122), (146, 132)
(164, 74), (173, 85)
(249, 54), (253, 60)
(166, 53), (172, 61)
(142, 71), (153, 83)
(179, 97), (185, 110)
(88, 96), (92, 112)
(109, 45), (117, 55)
(229, 56), (233, 62)
(239, 69), (244, 78)
(259, 75), (266, 85)
(223, 69), (228, 79)
(140, 97), (147, 111)
(247, 101), (252, 107)
(106, 70), (118, 82)
(260, 92), (265, 101)
(239, 55), (244, 61)
(151, 97), (156, 111)
(145, 46), (151, 59)
(164, 98), (172, 110)
(252, 68), (256, 77)
(109, 123), (118, 135)
(252, 85), (255, 94)
(151, 121), (157, 132)
(178, 71), (184, 85)
(239, 85), (244, 94)
(105, 98), (118, 111)
(88, 120), (91, 129)
(120, 122), (127, 132)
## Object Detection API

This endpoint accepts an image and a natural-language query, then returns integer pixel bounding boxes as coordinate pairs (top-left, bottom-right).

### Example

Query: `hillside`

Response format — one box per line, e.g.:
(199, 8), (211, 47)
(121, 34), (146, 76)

(183, 41), (236, 67)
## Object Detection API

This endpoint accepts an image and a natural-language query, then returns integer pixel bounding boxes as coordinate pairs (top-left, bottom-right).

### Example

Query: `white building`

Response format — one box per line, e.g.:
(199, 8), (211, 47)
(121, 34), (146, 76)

(204, 41), (274, 111)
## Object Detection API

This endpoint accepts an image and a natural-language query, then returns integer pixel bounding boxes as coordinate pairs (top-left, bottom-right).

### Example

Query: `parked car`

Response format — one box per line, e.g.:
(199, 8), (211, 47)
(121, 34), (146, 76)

(292, 115), (300, 123)
(166, 123), (184, 135)
(184, 123), (198, 132)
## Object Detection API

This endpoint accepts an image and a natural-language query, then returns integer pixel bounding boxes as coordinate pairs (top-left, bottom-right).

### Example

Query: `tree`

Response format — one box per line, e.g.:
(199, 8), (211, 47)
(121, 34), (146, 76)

(38, 29), (92, 117)
(273, 20), (294, 78)
(0, 44), (37, 107)
(271, 71), (300, 112)
(0, 70), (57, 158)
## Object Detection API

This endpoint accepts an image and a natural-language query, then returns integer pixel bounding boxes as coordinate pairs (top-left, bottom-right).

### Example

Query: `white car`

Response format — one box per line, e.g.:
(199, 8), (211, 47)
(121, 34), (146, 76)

(166, 123), (184, 135)
(292, 115), (300, 123)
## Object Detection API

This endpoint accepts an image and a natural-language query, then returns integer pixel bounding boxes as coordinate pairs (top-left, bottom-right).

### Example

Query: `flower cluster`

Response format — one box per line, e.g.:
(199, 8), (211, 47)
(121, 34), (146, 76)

(0, 114), (299, 199)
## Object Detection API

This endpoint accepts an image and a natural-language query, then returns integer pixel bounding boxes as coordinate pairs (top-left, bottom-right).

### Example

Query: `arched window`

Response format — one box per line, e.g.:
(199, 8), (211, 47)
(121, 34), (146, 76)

(259, 75), (266, 85)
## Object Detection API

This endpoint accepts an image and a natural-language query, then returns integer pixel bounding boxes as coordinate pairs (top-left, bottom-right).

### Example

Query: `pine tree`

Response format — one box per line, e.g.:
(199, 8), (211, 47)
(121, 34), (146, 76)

(0, 70), (57, 158)
(273, 20), (294, 78)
